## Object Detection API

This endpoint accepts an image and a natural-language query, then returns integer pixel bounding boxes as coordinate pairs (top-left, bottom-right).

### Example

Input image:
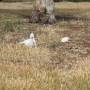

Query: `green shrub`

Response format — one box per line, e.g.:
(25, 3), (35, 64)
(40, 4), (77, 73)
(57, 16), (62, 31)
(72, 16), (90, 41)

(2, 20), (14, 32)
(1, 20), (22, 32)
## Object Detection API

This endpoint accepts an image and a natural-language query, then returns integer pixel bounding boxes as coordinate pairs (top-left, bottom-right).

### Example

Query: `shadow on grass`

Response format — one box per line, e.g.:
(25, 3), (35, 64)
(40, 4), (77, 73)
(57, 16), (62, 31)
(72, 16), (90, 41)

(55, 15), (89, 22)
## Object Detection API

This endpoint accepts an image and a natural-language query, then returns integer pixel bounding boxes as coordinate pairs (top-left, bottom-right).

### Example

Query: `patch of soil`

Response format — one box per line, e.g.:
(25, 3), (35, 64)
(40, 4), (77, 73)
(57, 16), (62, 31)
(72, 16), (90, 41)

(49, 24), (90, 70)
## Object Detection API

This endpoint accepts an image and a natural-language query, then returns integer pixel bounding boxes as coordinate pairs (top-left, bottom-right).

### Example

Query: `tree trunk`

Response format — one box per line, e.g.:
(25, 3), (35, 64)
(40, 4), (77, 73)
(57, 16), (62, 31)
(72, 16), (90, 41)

(30, 0), (56, 24)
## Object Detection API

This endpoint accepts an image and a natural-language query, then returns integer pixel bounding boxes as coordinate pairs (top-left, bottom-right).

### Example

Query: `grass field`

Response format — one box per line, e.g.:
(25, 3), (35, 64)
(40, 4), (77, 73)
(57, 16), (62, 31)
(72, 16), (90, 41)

(0, 2), (90, 90)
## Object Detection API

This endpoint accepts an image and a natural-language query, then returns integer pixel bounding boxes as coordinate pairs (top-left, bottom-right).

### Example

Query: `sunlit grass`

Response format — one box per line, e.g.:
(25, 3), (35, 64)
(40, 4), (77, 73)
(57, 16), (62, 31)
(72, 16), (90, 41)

(0, 2), (90, 90)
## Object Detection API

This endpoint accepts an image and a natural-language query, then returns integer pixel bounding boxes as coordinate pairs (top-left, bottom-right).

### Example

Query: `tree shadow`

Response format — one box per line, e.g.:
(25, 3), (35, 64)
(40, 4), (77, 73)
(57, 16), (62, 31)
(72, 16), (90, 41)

(24, 14), (88, 25)
(55, 15), (80, 22)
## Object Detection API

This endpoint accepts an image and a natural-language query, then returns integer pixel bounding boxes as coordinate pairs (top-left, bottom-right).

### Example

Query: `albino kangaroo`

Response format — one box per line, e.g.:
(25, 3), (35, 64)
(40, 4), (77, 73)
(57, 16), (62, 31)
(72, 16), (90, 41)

(19, 33), (37, 47)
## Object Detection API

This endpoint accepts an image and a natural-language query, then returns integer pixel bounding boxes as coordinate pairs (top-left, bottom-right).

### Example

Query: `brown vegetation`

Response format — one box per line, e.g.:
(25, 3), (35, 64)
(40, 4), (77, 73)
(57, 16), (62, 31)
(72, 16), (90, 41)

(0, 2), (90, 90)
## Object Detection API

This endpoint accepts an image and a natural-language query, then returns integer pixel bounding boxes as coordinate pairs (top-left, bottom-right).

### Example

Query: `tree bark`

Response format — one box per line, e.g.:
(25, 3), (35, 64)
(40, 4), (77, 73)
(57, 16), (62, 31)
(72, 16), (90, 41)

(30, 0), (56, 24)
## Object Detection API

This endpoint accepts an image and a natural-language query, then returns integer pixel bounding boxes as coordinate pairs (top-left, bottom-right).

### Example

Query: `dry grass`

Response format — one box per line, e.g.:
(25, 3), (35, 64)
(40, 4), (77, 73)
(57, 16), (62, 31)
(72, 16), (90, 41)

(0, 2), (32, 10)
(0, 2), (90, 90)
(0, 2), (90, 10)
(0, 44), (50, 67)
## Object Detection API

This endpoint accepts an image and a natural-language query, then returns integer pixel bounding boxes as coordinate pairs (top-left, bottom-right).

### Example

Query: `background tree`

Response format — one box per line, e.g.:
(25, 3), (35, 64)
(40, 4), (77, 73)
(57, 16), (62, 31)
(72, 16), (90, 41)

(30, 0), (56, 24)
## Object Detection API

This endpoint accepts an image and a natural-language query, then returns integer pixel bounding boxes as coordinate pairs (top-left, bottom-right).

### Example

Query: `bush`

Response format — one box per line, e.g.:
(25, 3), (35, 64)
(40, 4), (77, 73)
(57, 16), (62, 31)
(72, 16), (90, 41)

(1, 19), (22, 32)
(0, 20), (14, 32)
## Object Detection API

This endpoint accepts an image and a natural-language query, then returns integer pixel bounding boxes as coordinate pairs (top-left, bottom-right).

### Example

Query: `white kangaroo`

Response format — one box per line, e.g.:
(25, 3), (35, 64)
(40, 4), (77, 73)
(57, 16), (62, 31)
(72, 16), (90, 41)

(19, 33), (37, 47)
(61, 37), (70, 43)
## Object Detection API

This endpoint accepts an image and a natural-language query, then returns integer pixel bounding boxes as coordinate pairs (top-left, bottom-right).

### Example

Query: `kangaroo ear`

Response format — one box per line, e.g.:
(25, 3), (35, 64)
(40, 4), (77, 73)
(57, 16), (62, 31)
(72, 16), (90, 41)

(30, 33), (34, 38)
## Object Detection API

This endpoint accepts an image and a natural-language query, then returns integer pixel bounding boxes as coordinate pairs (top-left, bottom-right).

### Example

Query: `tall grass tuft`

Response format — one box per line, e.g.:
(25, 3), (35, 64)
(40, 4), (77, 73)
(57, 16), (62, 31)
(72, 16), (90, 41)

(0, 19), (23, 32)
